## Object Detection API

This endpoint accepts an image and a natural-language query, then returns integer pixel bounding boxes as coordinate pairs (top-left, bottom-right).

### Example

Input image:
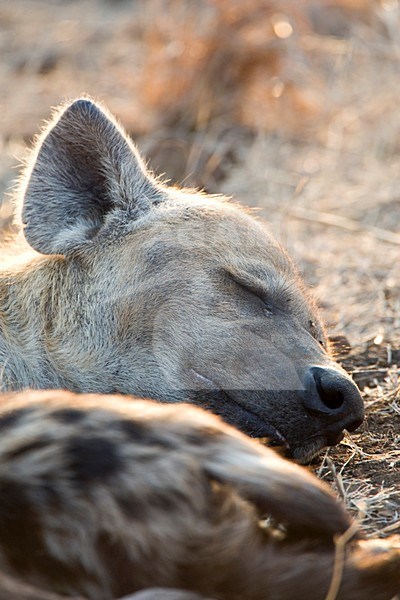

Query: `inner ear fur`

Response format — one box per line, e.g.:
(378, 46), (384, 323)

(19, 98), (159, 255)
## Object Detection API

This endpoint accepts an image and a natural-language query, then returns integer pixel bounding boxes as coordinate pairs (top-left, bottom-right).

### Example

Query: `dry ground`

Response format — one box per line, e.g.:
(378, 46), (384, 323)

(0, 0), (399, 538)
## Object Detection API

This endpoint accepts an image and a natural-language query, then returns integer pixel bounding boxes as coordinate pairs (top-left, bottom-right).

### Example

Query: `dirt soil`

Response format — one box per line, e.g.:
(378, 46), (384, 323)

(0, 0), (399, 538)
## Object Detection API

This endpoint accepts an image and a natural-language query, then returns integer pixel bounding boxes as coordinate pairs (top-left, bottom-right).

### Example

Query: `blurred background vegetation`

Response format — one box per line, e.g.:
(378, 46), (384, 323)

(0, 0), (399, 533)
(1, 0), (399, 339)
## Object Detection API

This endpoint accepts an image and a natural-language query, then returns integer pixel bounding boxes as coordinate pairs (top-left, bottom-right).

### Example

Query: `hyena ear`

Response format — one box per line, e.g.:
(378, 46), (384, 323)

(20, 98), (159, 255)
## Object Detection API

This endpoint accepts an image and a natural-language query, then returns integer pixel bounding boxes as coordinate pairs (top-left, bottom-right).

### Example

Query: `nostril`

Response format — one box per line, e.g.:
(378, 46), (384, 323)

(302, 366), (364, 421)
(315, 376), (345, 411)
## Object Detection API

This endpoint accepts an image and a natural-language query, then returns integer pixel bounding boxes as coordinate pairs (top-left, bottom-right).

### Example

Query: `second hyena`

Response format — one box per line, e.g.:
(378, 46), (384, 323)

(0, 99), (364, 462)
(0, 390), (398, 600)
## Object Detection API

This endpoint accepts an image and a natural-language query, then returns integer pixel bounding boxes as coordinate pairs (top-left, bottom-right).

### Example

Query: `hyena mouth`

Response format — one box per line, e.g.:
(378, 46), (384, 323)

(292, 431), (346, 464)
(189, 370), (290, 452)
(326, 431), (345, 445)
(291, 437), (328, 464)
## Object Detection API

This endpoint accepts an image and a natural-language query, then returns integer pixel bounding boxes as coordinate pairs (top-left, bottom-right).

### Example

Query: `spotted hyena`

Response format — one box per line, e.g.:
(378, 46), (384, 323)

(0, 98), (364, 462)
(0, 390), (398, 600)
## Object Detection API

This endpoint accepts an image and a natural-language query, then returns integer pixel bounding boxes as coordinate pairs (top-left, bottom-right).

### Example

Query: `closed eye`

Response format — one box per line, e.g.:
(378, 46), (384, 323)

(226, 271), (275, 315)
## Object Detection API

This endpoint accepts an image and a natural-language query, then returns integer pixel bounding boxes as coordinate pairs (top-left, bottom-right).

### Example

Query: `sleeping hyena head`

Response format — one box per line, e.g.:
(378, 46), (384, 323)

(0, 98), (364, 462)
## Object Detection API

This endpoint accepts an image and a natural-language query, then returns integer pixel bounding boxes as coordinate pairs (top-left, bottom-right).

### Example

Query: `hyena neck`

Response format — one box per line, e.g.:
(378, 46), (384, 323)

(0, 254), (130, 392)
(0, 257), (62, 390)
(0, 257), (74, 390)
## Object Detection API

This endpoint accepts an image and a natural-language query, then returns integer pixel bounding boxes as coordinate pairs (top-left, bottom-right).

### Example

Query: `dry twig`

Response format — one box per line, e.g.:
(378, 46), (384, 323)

(290, 206), (400, 245)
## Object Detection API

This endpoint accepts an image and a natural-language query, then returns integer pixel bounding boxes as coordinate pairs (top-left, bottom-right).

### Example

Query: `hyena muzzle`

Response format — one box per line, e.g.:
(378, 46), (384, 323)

(0, 390), (398, 600)
(0, 98), (364, 462)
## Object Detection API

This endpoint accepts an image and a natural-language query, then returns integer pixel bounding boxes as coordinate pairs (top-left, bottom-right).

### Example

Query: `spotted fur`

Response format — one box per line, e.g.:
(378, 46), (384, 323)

(0, 390), (398, 600)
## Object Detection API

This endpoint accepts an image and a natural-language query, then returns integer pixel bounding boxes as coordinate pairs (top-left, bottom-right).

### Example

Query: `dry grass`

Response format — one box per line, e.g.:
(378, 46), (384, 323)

(0, 0), (399, 539)
(318, 346), (400, 537)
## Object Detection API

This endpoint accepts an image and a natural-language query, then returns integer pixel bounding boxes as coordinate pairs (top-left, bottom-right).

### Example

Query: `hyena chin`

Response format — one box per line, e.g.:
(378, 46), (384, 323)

(0, 98), (364, 462)
(0, 390), (398, 600)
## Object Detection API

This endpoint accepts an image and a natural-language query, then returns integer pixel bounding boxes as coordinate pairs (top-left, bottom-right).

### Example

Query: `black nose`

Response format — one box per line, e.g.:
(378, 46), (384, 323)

(302, 366), (364, 432)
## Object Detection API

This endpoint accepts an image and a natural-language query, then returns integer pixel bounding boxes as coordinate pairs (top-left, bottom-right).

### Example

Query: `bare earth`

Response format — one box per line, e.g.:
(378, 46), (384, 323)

(0, 0), (399, 537)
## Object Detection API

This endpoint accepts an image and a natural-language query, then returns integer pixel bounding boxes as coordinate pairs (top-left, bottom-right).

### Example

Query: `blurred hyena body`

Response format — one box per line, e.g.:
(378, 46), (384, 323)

(0, 390), (398, 600)
(0, 99), (364, 462)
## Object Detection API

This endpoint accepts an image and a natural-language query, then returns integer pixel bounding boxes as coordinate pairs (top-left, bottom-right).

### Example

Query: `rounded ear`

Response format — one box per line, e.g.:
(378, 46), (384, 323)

(20, 98), (158, 255)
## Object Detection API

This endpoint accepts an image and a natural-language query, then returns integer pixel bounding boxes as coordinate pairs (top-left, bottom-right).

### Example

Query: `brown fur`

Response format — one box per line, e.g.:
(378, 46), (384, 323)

(0, 390), (398, 600)
(0, 99), (364, 462)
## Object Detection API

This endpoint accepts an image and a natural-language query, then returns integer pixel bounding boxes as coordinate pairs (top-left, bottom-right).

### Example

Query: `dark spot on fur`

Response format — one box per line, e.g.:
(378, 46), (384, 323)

(0, 407), (33, 430)
(114, 419), (176, 449)
(42, 482), (63, 512)
(5, 439), (50, 460)
(66, 436), (122, 482)
(0, 478), (100, 592)
(183, 426), (223, 446)
(150, 492), (182, 513)
(115, 419), (148, 440)
(115, 494), (148, 520)
(0, 478), (44, 572)
(96, 531), (138, 597)
(0, 479), (101, 593)
(116, 491), (179, 520)
(50, 408), (86, 424)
